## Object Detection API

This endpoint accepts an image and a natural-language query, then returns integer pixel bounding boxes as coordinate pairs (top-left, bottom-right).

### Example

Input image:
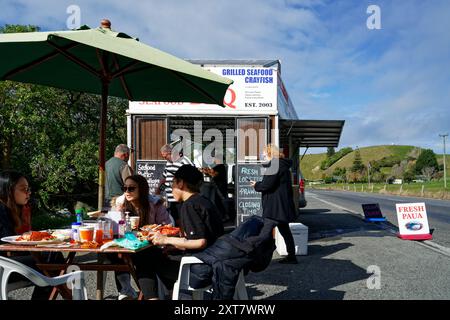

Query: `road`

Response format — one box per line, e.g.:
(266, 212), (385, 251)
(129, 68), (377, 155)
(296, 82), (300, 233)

(306, 188), (450, 248)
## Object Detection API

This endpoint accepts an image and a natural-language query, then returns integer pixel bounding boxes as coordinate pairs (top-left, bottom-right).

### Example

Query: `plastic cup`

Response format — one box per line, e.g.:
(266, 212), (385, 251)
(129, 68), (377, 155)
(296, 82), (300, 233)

(79, 226), (94, 243)
(102, 221), (113, 242)
(94, 222), (104, 244)
(130, 216), (140, 230)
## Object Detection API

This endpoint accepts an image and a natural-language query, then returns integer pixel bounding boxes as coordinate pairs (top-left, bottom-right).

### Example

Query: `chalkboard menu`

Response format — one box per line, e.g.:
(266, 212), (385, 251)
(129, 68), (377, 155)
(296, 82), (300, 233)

(361, 203), (383, 218)
(135, 160), (166, 194)
(236, 163), (264, 225)
(361, 203), (386, 221)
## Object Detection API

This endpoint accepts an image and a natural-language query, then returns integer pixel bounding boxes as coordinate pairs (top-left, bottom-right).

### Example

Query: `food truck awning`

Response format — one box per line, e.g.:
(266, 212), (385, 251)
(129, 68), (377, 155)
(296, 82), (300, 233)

(280, 119), (345, 147)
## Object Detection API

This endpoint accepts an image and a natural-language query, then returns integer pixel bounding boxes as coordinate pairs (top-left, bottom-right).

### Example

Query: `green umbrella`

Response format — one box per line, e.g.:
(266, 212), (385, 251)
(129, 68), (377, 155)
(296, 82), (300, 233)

(0, 20), (232, 209)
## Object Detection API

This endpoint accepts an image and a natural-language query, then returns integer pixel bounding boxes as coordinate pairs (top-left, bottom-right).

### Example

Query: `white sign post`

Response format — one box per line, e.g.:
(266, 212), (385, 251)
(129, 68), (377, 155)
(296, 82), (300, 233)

(395, 202), (432, 240)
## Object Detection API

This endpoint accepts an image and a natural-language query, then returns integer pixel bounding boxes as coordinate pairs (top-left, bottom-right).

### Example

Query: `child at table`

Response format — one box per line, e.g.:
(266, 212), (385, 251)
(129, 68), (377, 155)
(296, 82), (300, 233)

(0, 170), (60, 299)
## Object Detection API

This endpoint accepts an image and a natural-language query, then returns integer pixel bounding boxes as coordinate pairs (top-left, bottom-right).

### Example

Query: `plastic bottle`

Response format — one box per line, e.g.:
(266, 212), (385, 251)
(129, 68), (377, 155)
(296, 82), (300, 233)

(75, 209), (83, 224)
(118, 220), (126, 238)
(125, 211), (132, 233)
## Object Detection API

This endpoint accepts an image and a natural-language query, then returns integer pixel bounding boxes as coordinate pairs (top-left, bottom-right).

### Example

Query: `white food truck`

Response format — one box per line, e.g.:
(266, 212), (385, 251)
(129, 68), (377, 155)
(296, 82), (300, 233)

(127, 60), (344, 226)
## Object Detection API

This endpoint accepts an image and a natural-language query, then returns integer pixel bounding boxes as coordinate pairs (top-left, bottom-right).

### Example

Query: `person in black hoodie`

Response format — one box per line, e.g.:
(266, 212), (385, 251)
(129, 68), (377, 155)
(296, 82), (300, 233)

(250, 144), (298, 264)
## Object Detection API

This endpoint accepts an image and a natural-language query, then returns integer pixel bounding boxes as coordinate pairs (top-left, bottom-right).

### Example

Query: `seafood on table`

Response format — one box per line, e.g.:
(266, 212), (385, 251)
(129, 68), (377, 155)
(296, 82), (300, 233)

(16, 231), (57, 242)
(137, 224), (181, 240)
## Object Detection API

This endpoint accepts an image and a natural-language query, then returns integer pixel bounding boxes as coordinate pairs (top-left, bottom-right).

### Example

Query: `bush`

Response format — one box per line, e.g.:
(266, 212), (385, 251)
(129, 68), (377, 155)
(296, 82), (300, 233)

(324, 176), (335, 184)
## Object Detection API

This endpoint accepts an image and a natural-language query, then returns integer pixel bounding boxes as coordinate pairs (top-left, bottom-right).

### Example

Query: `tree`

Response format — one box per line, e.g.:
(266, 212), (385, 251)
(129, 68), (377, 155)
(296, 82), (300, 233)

(327, 147), (335, 158)
(0, 24), (128, 211)
(403, 170), (415, 183)
(422, 167), (436, 181)
(415, 149), (439, 175)
(351, 148), (365, 173)
(333, 167), (346, 182)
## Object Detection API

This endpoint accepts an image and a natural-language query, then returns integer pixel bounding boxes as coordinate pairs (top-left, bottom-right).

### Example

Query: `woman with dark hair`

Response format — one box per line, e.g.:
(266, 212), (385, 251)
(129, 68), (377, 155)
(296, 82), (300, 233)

(0, 170), (32, 240)
(112, 174), (172, 300)
(0, 170), (58, 299)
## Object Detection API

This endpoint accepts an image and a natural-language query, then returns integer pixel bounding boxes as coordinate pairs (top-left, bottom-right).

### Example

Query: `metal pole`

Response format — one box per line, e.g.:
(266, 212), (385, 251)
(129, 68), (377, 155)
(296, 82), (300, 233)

(98, 80), (109, 210)
(440, 134), (448, 189)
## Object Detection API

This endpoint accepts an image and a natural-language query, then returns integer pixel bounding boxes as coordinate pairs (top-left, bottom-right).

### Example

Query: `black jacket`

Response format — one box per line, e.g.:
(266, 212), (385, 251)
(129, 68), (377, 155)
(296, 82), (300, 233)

(254, 158), (297, 223)
(191, 216), (275, 300)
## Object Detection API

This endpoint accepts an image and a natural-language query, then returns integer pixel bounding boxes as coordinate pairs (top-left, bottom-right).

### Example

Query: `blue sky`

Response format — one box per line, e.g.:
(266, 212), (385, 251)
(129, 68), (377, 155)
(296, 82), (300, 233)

(1, 0), (449, 155)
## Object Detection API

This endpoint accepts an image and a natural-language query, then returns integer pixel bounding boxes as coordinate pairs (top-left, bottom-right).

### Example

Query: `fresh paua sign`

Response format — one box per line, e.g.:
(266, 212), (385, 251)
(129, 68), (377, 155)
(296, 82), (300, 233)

(236, 163), (264, 225)
(396, 202), (432, 240)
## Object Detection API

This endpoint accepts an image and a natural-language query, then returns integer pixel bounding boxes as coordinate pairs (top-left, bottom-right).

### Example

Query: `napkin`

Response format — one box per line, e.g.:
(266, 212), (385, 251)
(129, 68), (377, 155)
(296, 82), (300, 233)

(114, 232), (149, 250)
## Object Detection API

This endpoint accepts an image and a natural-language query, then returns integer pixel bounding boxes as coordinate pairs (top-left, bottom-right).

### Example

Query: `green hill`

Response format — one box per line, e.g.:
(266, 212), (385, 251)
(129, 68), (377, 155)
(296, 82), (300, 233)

(300, 145), (417, 180)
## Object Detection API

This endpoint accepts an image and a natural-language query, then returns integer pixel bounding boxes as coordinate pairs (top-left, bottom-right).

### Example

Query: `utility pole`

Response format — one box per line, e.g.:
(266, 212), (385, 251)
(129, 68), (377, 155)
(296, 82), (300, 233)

(439, 134), (448, 189)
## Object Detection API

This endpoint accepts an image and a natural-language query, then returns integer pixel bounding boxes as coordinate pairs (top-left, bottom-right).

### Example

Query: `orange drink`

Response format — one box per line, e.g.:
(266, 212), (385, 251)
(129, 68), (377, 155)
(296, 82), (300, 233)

(95, 228), (103, 243)
(79, 227), (94, 243)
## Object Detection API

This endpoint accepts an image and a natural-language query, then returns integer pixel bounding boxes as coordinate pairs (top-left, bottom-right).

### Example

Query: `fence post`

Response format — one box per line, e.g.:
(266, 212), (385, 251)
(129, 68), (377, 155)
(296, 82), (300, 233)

(371, 184), (374, 193)
(399, 184), (403, 195)
(384, 184), (387, 191)
(354, 184), (356, 192)
(421, 185), (424, 197)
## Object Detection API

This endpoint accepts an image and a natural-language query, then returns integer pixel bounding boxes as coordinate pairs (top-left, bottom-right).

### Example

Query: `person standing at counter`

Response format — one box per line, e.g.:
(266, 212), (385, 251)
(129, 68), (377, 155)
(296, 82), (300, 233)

(158, 144), (194, 224)
(105, 144), (133, 208)
(250, 144), (298, 264)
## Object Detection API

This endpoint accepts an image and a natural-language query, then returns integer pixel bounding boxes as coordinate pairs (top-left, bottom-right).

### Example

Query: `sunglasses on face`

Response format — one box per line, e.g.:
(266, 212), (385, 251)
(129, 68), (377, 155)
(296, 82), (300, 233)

(121, 186), (137, 193)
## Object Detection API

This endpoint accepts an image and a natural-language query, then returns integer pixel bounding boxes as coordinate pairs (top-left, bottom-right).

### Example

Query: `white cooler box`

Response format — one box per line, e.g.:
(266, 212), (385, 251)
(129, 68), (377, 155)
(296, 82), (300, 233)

(275, 223), (308, 256)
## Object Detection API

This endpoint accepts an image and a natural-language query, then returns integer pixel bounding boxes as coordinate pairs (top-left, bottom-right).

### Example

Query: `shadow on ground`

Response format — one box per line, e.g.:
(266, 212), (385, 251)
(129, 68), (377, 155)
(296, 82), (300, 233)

(246, 242), (369, 300)
(296, 208), (397, 240)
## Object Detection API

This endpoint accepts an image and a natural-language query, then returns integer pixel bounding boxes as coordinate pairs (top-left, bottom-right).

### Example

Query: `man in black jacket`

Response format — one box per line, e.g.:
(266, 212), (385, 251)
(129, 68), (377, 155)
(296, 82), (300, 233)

(191, 215), (275, 300)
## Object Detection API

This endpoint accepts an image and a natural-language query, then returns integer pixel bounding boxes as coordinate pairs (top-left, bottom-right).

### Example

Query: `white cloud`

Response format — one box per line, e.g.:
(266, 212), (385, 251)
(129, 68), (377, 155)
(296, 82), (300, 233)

(1, 0), (449, 153)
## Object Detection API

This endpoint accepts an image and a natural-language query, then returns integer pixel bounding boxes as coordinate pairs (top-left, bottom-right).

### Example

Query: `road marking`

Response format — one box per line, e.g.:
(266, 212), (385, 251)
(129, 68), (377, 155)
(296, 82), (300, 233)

(308, 193), (363, 217)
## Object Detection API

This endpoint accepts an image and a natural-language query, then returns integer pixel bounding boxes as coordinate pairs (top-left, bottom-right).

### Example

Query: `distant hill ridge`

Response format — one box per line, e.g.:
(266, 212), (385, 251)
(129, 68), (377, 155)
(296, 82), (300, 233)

(299, 145), (438, 180)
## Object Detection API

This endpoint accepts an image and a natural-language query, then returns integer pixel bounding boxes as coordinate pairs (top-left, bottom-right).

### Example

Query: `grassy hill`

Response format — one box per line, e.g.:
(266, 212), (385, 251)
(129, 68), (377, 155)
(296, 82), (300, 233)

(300, 145), (417, 180)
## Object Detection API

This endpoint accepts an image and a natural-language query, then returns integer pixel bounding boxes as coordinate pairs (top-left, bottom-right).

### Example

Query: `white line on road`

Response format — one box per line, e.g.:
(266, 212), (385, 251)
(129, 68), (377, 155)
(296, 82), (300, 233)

(308, 193), (363, 217)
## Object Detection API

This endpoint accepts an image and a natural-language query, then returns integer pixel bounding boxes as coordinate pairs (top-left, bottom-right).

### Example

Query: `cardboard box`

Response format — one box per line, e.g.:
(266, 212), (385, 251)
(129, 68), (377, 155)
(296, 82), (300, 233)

(275, 223), (308, 256)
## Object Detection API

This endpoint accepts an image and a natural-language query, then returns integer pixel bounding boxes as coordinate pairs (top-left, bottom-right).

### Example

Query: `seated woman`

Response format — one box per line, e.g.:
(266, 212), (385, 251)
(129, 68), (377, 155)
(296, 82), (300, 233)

(0, 170), (57, 299)
(111, 174), (173, 300)
(139, 164), (224, 300)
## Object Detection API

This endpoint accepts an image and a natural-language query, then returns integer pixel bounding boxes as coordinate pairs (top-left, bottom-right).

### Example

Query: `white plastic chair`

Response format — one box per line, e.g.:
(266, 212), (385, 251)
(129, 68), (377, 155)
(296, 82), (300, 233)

(0, 256), (87, 300)
(172, 256), (248, 300)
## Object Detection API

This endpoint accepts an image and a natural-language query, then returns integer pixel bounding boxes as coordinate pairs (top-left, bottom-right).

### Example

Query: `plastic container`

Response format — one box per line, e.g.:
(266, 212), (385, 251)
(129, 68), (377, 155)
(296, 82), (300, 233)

(275, 223), (309, 256)
(71, 222), (82, 242)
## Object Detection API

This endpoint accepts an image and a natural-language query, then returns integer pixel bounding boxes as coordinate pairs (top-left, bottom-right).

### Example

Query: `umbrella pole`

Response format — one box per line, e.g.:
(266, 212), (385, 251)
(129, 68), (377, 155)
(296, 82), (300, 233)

(98, 80), (109, 210)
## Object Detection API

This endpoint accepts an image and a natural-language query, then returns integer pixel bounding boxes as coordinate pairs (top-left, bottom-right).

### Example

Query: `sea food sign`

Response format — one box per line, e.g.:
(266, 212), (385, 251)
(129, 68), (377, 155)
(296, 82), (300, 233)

(395, 203), (430, 236)
(130, 66), (278, 115)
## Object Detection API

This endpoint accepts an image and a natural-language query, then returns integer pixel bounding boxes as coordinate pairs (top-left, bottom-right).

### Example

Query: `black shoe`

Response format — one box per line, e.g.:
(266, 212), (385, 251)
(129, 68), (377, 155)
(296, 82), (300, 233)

(278, 256), (298, 264)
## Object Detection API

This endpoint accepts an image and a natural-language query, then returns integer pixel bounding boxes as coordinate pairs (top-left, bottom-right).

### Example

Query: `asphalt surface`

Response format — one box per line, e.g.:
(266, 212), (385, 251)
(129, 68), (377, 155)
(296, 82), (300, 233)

(7, 190), (450, 300)
(307, 188), (450, 248)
